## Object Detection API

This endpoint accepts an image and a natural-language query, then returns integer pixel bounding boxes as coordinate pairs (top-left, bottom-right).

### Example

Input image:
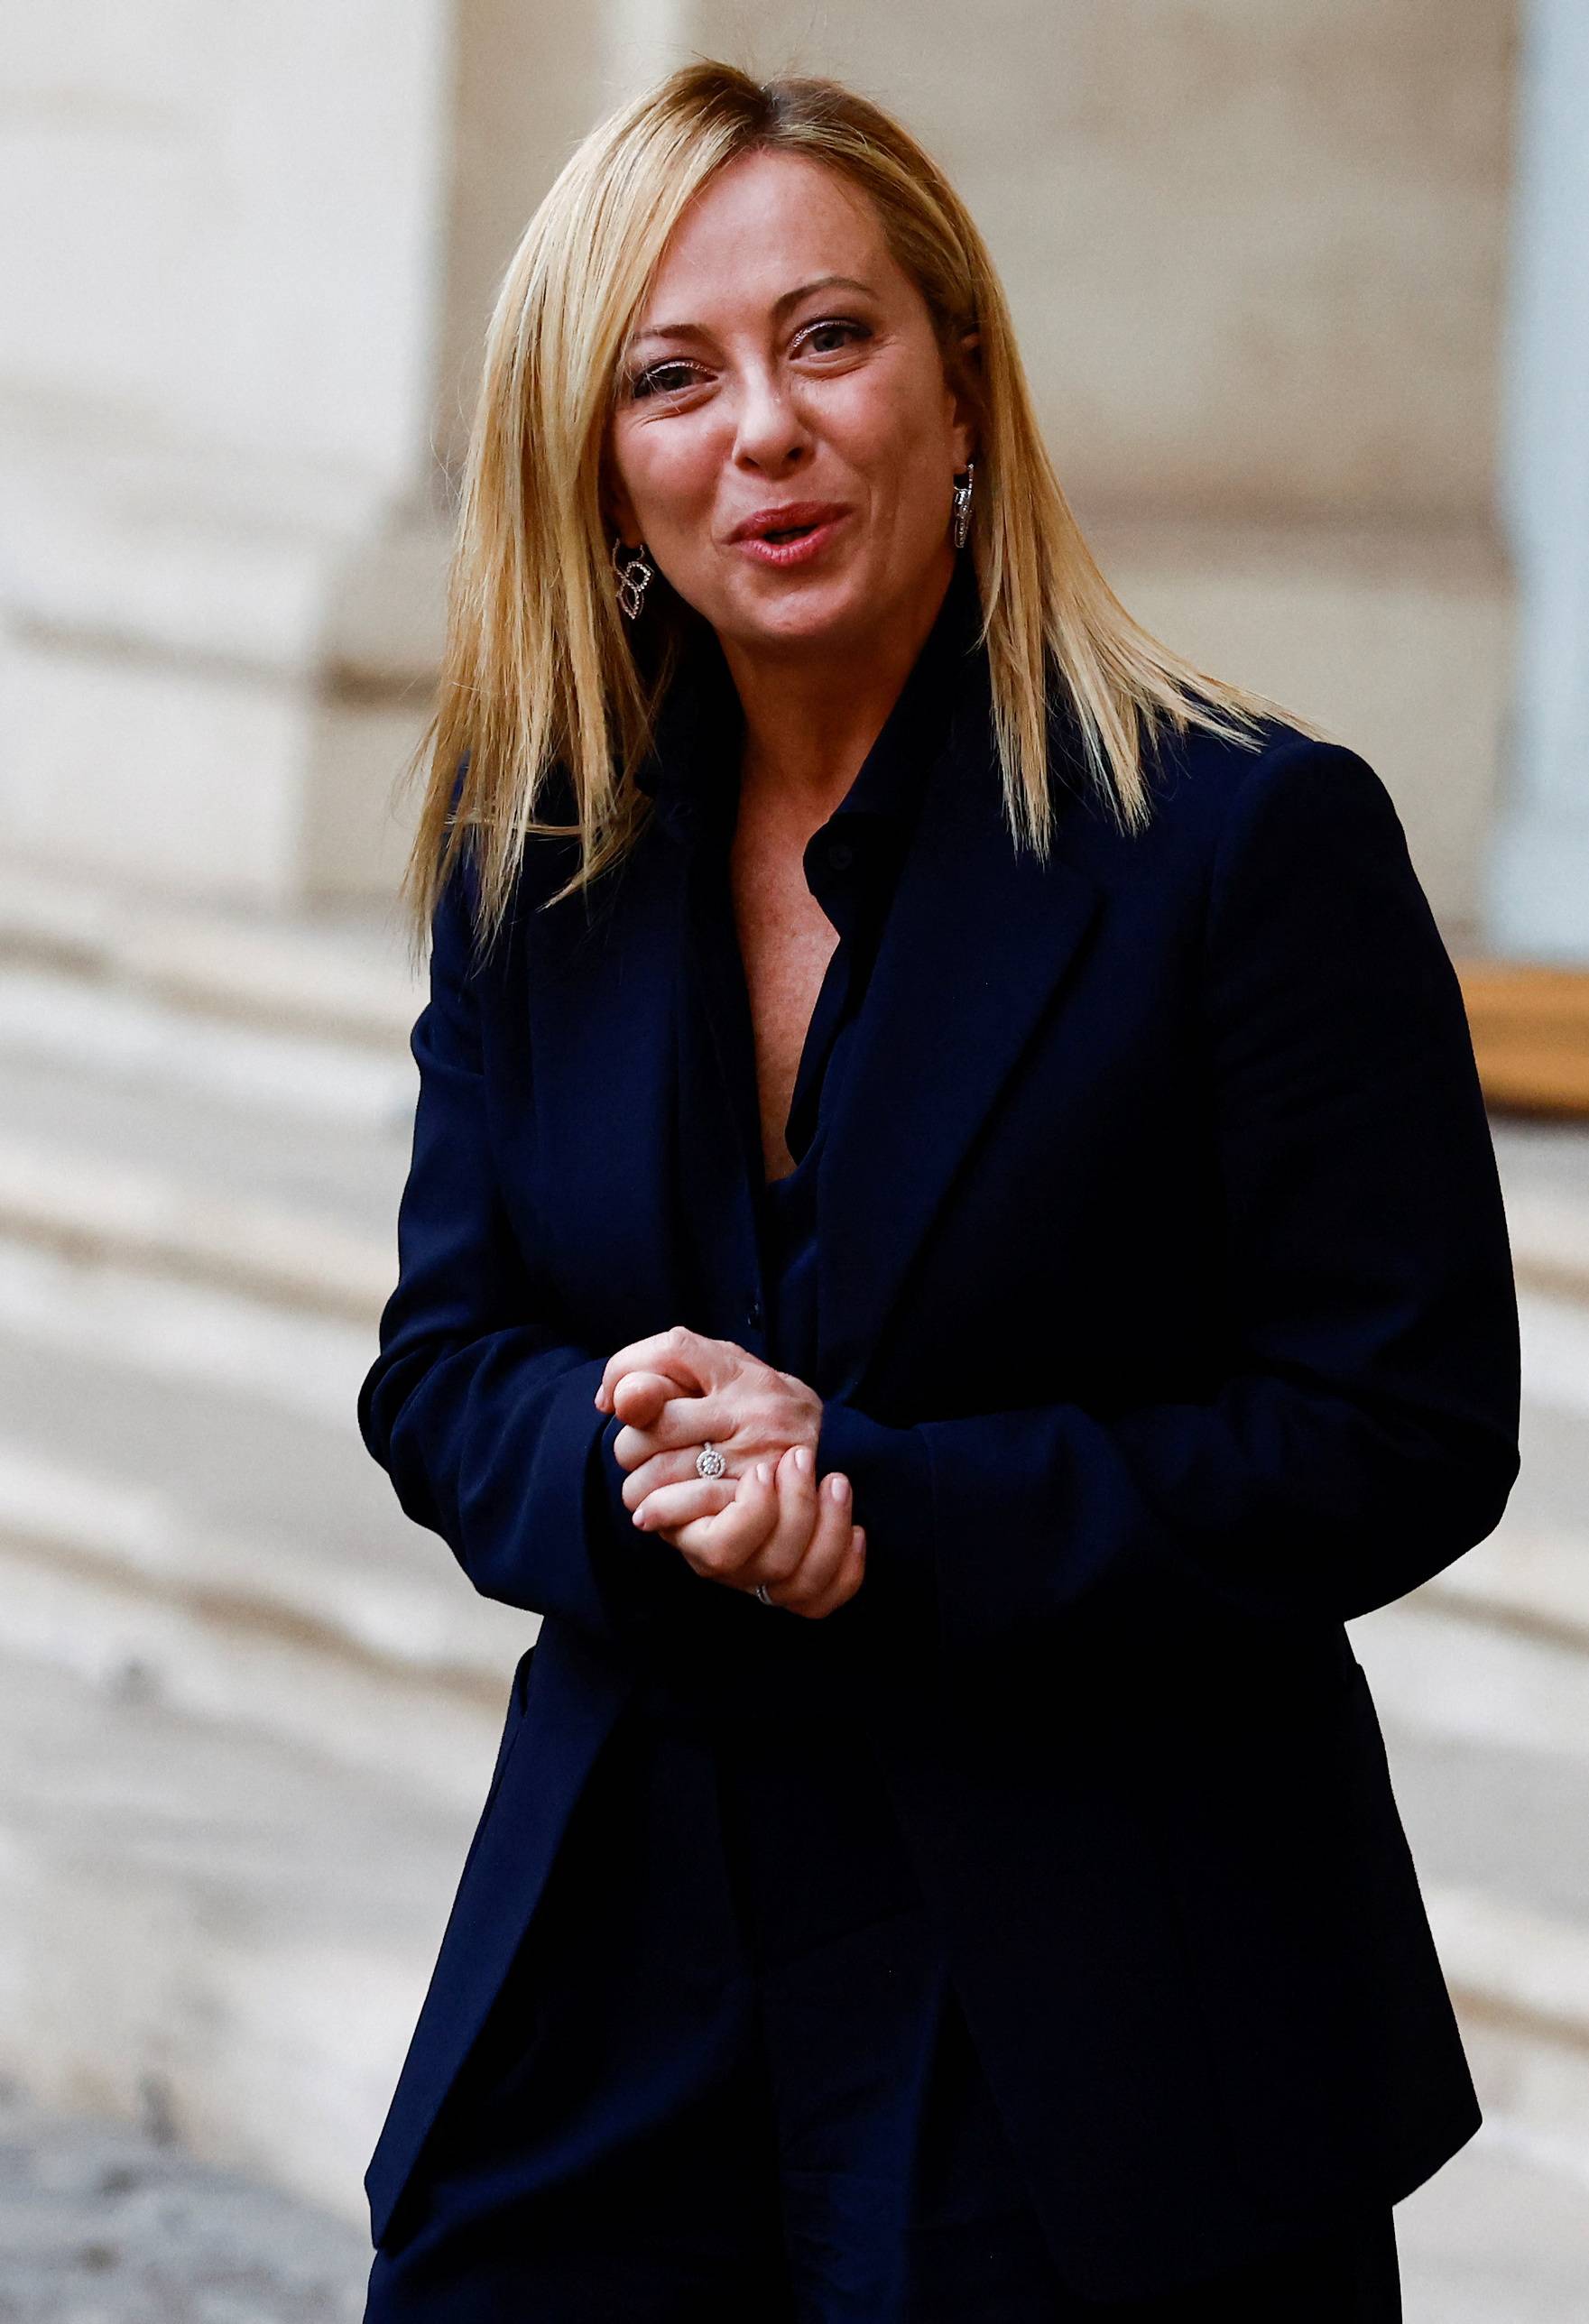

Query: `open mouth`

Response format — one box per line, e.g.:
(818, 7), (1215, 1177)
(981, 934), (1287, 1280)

(734, 507), (850, 564)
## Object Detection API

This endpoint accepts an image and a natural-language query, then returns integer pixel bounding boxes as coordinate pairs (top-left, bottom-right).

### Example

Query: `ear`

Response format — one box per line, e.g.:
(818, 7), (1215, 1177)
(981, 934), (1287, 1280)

(947, 328), (981, 472)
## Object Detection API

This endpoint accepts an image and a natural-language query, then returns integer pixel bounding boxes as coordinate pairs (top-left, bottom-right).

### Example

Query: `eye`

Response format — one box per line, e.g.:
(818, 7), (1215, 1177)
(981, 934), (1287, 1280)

(627, 359), (706, 401)
(795, 317), (872, 357)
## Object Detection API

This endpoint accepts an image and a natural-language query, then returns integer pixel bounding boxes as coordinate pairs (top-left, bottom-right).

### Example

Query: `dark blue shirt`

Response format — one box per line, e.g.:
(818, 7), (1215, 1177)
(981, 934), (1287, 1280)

(591, 564), (982, 1709)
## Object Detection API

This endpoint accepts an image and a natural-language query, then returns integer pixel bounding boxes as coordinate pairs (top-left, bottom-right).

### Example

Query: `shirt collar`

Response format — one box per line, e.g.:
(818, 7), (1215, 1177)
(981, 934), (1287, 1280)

(633, 558), (985, 845)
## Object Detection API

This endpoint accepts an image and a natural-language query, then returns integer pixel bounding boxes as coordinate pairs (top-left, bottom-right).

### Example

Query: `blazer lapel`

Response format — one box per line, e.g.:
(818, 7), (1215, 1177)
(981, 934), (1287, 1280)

(816, 695), (1101, 1404)
(522, 825), (706, 1341)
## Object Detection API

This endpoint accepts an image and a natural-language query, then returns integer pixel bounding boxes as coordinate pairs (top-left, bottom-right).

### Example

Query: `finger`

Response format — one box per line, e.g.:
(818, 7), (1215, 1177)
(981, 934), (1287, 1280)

(595, 1325), (721, 1414)
(607, 1369), (681, 1441)
(609, 1385), (734, 1490)
(661, 1455), (785, 1578)
(628, 1471), (738, 1530)
(623, 1418), (757, 1511)
(740, 1443), (820, 1596)
(729, 1445), (853, 1609)
(793, 1526), (866, 1621)
(636, 1389), (737, 1457)
(772, 1471), (857, 1617)
(633, 1456), (776, 1554)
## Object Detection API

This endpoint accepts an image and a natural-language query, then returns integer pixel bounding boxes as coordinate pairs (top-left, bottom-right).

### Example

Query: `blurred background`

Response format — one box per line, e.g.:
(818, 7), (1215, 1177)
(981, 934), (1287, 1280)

(0, 5), (1585, 2318)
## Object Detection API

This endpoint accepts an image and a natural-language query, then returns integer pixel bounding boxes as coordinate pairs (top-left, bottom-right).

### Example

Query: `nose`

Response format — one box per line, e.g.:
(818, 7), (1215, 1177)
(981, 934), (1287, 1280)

(731, 364), (811, 475)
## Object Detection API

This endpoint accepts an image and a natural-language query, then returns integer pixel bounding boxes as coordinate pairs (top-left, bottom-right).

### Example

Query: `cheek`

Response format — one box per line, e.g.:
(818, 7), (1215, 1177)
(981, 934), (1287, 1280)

(614, 423), (717, 530)
(827, 382), (952, 532)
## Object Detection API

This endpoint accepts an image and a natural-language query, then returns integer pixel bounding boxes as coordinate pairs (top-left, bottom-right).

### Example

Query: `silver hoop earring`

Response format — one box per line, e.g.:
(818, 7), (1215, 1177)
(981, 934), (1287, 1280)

(612, 538), (654, 621)
(950, 464), (975, 550)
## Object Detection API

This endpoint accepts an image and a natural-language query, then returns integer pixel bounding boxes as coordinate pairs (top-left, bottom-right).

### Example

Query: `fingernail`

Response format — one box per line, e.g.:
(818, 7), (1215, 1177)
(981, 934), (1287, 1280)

(828, 1474), (850, 1504)
(794, 1445), (812, 1476)
(757, 1462), (771, 1487)
(632, 1508), (647, 1527)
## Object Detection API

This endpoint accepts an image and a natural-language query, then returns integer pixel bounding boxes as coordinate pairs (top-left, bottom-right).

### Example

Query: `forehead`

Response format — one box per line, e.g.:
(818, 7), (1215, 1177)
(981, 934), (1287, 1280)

(635, 149), (901, 320)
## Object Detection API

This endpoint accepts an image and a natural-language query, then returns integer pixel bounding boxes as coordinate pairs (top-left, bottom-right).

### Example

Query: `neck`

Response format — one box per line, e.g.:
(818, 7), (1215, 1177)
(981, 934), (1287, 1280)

(719, 553), (956, 828)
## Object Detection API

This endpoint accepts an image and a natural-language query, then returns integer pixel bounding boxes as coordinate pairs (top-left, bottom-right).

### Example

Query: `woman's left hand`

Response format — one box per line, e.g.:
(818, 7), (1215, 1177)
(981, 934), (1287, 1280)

(594, 1323), (824, 1532)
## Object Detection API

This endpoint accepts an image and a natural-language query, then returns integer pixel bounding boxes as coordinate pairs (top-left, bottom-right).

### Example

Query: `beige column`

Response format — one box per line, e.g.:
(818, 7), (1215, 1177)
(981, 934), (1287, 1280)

(0, 2), (685, 908)
(1484, 0), (1589, 964)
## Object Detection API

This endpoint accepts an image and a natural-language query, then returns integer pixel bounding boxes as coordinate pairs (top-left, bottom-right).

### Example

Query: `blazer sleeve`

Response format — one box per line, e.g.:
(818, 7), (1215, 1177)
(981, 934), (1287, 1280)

(817, 737), (1522, 1672)
(356, 830), (697, 1648)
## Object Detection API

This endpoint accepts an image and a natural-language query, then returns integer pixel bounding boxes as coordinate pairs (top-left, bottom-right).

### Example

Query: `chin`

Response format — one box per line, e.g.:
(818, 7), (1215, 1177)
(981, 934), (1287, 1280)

(720, 571), (876, 654)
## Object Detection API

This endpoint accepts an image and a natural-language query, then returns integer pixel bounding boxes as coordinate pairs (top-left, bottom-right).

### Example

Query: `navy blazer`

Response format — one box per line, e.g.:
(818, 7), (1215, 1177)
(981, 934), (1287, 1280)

(356, 626), (1520, 2300)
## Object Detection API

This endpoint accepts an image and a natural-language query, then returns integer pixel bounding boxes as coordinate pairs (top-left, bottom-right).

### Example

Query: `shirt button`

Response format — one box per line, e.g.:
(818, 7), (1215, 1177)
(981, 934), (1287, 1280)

(745, 1294), (764, 1329)
(827, 840), (855, 872)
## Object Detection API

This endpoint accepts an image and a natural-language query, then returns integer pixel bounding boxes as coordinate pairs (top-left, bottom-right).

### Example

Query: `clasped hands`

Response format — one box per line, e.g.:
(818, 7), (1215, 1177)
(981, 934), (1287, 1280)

(593, 1323), (865, 1618)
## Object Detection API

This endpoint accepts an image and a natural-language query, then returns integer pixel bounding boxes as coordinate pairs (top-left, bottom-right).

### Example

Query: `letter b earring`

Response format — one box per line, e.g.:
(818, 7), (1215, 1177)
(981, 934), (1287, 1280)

(612, 537), (654, 621)
(950, 464), (975, 550)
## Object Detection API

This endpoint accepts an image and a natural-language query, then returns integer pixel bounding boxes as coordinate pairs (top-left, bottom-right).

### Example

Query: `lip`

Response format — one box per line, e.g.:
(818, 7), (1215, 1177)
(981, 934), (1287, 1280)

(727, 502), (852, 568)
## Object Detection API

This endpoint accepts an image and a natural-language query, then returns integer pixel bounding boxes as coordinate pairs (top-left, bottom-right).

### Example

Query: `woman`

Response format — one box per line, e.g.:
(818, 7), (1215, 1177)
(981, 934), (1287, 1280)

(357, 60), (1520, 2324)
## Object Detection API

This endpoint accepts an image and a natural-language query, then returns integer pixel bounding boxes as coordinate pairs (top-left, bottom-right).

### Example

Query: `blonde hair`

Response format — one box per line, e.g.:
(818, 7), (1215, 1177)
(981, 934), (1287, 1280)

(398, 60), (1301, 967)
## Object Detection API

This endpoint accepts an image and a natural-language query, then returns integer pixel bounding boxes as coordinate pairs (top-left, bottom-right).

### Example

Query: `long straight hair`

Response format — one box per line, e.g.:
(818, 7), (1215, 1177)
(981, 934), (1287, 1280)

(398, 60), (1302, 967)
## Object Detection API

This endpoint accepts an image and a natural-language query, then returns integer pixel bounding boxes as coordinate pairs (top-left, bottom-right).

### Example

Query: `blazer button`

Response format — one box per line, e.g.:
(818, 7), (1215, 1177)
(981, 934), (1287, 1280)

(827, 839), (855, 872)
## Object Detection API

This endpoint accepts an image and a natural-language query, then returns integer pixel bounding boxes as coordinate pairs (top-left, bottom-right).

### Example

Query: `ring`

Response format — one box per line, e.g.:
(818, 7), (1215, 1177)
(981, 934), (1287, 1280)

(754, 1582), (775, 1606)
(696, 1442), (727, 1480)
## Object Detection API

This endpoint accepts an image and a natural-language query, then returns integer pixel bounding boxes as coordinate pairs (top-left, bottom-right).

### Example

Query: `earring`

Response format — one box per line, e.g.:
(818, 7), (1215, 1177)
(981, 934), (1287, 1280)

(950, 463), (975, 550)
(612, 537), (654, 621)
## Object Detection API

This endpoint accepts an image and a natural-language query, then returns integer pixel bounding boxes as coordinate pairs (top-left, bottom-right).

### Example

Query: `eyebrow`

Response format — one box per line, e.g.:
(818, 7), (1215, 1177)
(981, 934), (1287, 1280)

(627, 274), (879, 348)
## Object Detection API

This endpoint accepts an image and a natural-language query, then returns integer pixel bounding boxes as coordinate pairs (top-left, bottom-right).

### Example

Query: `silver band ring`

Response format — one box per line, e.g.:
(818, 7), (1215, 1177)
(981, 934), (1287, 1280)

(696, 1441), (727, 1480)
(754, 1582), (775, 1607)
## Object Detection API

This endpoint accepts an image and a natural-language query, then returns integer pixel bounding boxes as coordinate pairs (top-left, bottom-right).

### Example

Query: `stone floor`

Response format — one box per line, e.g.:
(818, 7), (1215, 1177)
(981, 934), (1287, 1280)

(2, 2077), (1585, 2323)
(0, 2078), (369, 2324)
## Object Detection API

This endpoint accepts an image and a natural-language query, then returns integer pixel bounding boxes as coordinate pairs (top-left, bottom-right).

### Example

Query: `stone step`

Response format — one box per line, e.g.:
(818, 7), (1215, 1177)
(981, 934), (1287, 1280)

(0, 960), (414, 1125)
(0, 1640), (471, 2237)
(1416, 1316), (1589, 1657)
(0, 1127), (395, 1322)
(0, 863), (419, 1051)
(1350, 1591), (1589, 2188)
(1491, 1118), (1589, 1305)
(0, 957), (412, 1322)
(1392, 2128), (1589, 2323)
(0, 1233), (541, 1809)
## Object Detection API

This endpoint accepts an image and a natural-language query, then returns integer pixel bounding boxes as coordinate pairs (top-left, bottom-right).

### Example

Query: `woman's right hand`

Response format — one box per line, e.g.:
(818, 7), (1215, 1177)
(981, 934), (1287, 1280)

(637, 1436), (866, 1619)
